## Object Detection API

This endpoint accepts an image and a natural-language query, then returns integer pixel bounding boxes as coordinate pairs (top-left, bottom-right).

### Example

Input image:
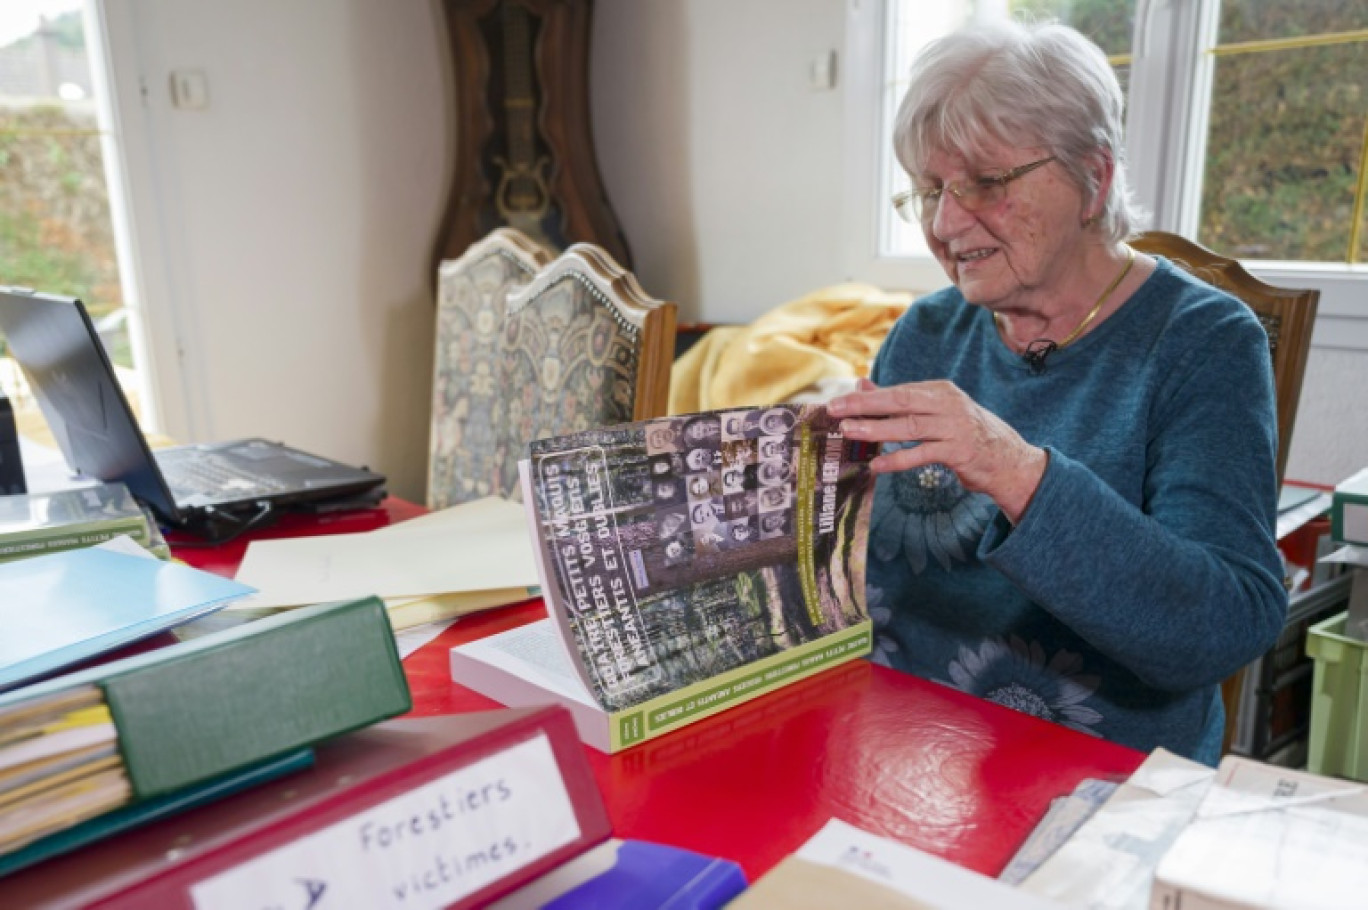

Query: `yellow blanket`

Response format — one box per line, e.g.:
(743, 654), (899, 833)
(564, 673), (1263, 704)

(669, 283), (911, 414)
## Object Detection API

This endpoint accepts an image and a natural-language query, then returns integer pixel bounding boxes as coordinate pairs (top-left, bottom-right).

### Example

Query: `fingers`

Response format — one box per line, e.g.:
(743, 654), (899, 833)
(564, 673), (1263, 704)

(868, 440), (946, 475)
(829, 380), (952, 419)
(840, 412), (952, 445)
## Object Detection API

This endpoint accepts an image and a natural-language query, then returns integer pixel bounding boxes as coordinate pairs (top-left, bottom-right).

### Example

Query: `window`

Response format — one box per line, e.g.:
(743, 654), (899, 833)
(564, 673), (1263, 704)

(0, 1), (151, 425)
(1193, 5), (1368, 262)
(851, 0), (1368, 284)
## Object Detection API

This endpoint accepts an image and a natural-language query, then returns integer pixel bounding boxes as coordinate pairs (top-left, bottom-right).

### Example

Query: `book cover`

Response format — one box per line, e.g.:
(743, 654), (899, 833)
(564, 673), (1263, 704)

(0, 544), (256, 692)
(0, 709), (613, 910)
(0, 483), (151, 563)
(490, 838), (747, 909)
(451, 404), (876, 751)
(0, 596), (411, 802)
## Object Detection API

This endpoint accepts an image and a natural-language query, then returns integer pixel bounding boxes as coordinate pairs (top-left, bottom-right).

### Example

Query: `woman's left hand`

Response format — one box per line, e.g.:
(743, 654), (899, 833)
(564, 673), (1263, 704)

(828, 379), (1049, 525)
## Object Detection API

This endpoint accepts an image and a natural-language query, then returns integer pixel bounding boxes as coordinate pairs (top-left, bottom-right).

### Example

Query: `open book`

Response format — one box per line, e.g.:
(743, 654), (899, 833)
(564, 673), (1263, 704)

(450, 404), (877, 751)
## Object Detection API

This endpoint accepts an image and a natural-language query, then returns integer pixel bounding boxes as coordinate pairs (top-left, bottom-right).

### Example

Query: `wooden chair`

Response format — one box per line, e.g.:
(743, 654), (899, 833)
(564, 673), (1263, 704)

(495, 243), (676, 499)
(1130, 230), (1320, 755)
(427, 228), (553, 509)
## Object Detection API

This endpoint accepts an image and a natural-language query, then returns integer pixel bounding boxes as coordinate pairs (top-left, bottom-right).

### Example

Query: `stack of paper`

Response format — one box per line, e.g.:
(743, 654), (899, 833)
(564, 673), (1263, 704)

(1152, 758), (1368, 908)
(0, 685), (127, 856)
(1018, 749), (1216, 909)
(1015, 748), (1368, 910)
(232, 497), (540, 629)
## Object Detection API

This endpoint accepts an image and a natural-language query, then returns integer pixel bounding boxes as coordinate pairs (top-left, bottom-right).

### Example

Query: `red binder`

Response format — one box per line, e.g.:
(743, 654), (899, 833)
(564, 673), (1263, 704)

(3, 708), (611, 909)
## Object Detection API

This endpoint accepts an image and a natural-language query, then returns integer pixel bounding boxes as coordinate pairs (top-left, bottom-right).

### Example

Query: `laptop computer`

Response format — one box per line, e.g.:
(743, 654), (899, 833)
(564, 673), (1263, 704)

(0, 287), (386, 539)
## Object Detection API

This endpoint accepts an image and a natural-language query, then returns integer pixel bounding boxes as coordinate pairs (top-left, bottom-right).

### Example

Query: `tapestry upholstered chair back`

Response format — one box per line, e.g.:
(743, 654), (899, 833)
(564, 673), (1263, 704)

(428, 228), (553, 509)
(496, 243), (676, 500)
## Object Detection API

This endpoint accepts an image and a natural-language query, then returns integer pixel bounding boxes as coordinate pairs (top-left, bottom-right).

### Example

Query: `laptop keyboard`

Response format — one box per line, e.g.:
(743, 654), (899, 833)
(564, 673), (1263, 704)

(160, 453), (291, 499)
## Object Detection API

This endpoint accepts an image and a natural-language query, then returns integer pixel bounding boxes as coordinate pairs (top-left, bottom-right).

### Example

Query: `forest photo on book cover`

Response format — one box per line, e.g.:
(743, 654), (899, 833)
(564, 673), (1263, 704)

(527, 404), (876, 712)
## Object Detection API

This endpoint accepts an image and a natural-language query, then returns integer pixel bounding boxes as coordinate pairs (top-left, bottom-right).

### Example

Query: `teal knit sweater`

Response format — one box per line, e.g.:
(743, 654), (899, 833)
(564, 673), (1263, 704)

(865, 257), (1287, 764)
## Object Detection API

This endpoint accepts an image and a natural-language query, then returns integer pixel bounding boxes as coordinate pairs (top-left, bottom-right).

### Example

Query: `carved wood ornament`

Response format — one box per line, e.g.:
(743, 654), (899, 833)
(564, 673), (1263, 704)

(434, 0), (631, 273)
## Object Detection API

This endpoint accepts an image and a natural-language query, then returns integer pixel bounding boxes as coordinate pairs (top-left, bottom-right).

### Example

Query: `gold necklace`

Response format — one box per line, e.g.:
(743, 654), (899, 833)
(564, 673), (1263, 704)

(995, 244), (1136, 351)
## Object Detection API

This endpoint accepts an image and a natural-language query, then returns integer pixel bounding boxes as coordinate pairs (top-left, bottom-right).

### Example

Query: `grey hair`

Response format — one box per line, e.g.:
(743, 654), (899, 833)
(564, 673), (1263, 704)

(892, 19), (1148, 242)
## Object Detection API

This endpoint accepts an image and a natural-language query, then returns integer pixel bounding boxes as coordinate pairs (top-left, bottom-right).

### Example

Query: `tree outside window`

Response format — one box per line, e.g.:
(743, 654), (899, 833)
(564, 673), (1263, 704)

(1, 4), (129, 367)
(883, 0), (1368, 265)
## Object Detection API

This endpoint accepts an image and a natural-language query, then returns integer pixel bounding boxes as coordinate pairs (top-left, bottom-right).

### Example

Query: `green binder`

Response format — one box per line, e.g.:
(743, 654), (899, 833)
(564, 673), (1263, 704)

(0, 597), (411, 799)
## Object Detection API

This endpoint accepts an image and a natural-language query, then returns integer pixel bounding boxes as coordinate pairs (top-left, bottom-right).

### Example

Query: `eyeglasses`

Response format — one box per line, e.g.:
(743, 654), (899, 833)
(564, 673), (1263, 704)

(892, 155), (1056, 224)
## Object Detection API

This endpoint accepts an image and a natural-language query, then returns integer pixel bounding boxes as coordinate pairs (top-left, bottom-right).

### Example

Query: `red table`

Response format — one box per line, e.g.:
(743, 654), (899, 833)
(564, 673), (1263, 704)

(174, 501), (1145, 881)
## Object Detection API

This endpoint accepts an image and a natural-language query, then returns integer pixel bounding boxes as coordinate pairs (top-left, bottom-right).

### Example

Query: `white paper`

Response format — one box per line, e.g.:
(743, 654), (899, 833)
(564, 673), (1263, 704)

(1020, 748), (1214, 910)
(191, 733), (582, 910)
(794, 818), (1065, 909)
(231, 505), (538, 609)
(999, 779), (1119, 886)
(1321, 544), (1368, 568)
(370, 497), (526, 538)
(0, 722), (117, 772)
(394, 619), (458, 659)
(1152, 757), (1368, 910)
(94, 534), (157, 560)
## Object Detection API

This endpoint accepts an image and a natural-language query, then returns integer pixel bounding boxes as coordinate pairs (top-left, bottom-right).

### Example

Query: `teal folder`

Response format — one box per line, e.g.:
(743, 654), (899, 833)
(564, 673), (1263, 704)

(0, 748), (315, 878)
(0, 546), (255, 691)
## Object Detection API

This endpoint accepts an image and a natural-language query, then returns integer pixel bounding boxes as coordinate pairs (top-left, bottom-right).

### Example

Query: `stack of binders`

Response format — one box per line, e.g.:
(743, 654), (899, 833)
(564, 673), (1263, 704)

(1, 588), (749, 908)
(1, 705), (749, 909)
(0, 595), (411, 878)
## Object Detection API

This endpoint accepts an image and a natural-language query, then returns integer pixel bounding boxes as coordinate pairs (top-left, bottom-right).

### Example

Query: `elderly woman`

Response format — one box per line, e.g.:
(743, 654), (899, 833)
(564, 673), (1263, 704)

(828, 21), (1285, 764)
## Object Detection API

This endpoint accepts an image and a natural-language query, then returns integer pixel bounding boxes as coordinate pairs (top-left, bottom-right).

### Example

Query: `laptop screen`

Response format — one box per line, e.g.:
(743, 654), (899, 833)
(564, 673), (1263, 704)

(0, 288), (180, 520)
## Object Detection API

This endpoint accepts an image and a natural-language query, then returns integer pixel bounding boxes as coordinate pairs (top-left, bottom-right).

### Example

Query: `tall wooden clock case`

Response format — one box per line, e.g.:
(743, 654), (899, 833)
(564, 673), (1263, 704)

(434, 0), (632, 271)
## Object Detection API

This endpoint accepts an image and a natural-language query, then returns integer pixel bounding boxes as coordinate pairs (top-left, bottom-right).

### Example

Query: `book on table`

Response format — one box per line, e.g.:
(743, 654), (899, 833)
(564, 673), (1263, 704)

(0, 482), (163, 563)
(0, 595), (411, 871)
(449, 403), (877, 752)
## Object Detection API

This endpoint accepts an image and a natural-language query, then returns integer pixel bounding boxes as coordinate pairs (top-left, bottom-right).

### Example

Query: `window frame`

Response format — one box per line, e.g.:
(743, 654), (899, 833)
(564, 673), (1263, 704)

(85, 0), (200, 441)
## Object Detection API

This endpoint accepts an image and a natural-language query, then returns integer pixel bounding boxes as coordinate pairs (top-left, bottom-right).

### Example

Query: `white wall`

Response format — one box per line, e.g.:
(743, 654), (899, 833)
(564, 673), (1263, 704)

(592, 0), (848, 324)
(1284, 296), (1368, 486)
(106, 0), (448, 502)
(106, 0), (1363, 500)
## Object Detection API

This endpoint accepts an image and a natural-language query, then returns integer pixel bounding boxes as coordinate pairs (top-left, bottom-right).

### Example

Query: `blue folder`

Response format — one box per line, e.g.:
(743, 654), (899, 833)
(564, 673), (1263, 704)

(0, 545), (255, 691)
(544, 840), (748, 909)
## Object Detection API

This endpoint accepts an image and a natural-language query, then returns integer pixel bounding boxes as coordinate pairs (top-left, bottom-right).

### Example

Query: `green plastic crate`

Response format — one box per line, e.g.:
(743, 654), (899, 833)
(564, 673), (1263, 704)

(1307, 611), (1368, 781)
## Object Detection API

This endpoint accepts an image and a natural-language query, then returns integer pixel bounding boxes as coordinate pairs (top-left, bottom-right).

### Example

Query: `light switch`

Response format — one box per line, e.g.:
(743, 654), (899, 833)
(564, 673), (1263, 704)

(169, 69), (209, 111)
(809, 50), (837, 92)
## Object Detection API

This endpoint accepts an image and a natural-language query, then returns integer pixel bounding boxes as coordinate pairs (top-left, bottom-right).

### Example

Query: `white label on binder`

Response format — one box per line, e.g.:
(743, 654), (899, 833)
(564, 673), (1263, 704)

(190, 732), (582, 910)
